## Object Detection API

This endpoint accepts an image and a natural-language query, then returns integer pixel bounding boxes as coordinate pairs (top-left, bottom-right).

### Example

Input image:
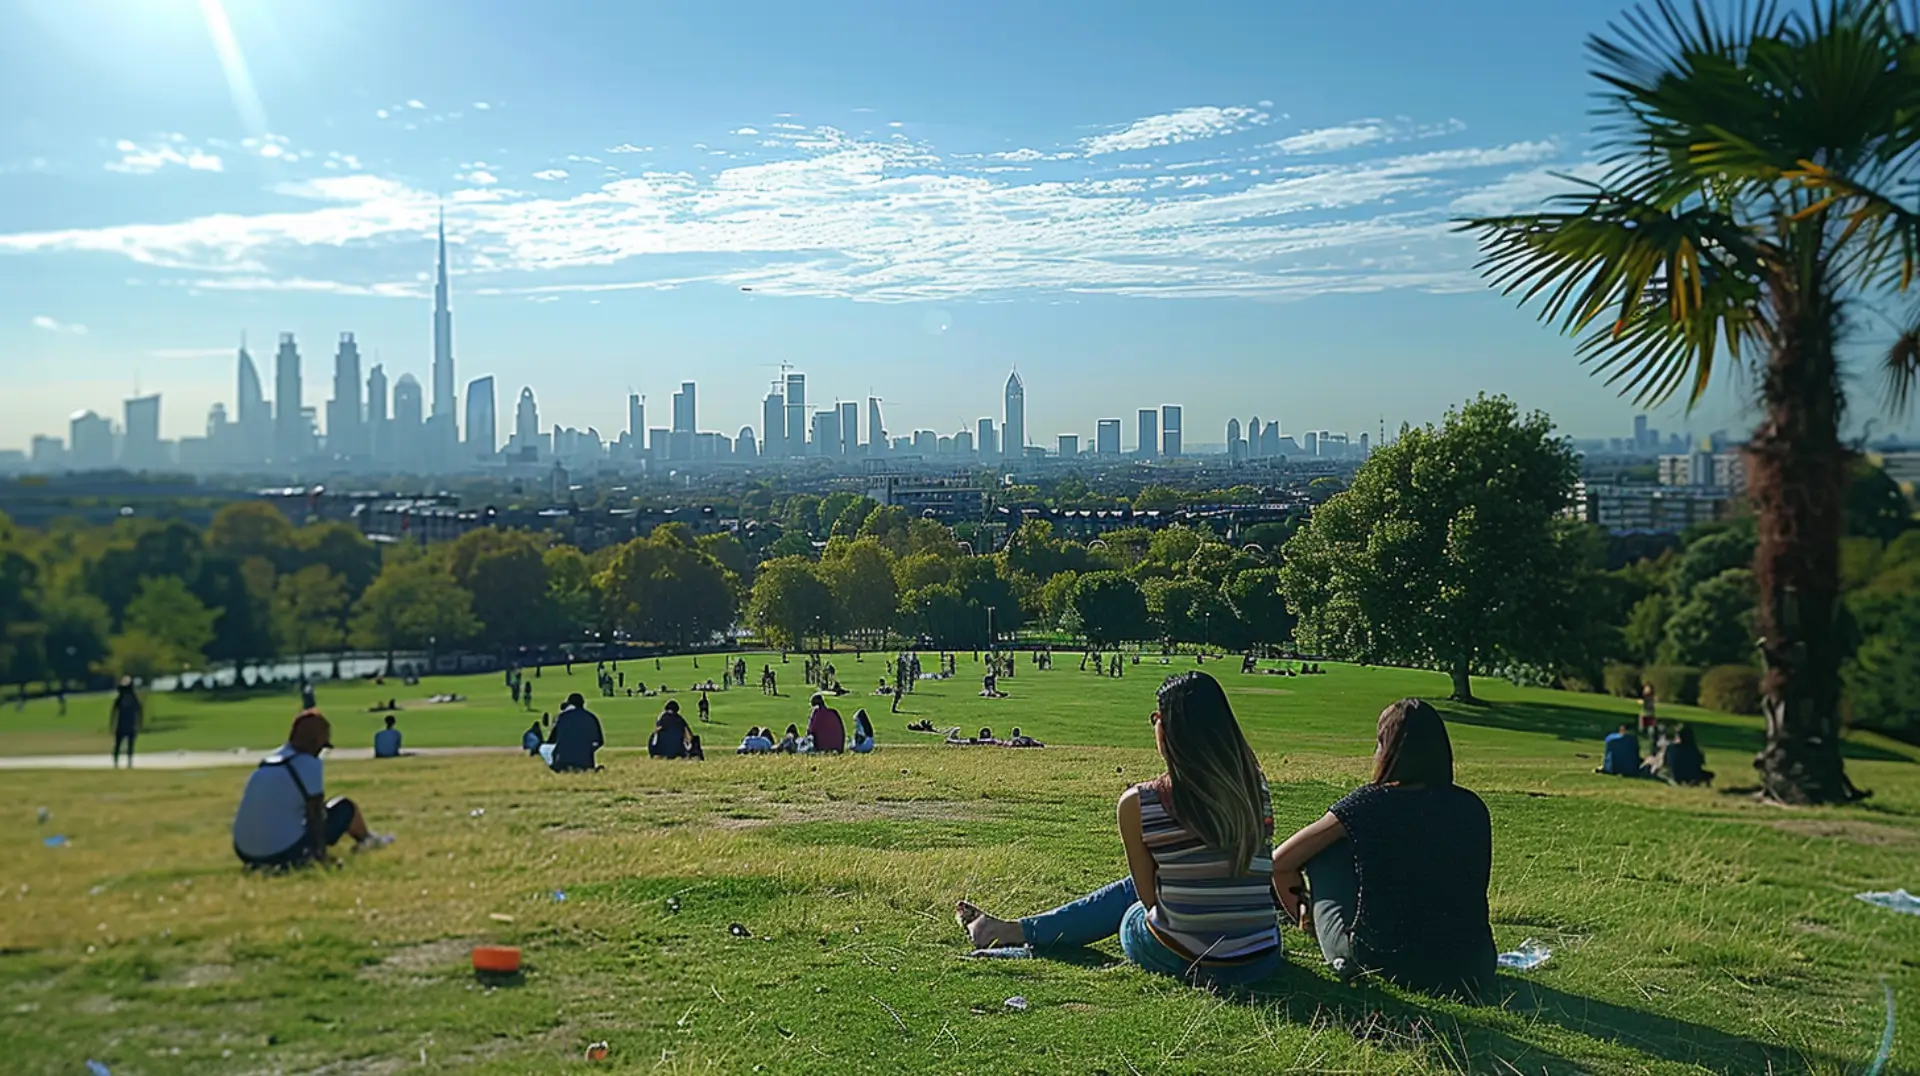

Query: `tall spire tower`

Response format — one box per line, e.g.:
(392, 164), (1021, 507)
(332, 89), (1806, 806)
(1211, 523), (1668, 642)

(431, 205), (457, 439)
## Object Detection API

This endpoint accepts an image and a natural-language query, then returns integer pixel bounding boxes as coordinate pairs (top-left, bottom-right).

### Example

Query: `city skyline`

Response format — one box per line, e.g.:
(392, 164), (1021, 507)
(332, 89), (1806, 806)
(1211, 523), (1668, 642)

(5, 1), (1911, 453)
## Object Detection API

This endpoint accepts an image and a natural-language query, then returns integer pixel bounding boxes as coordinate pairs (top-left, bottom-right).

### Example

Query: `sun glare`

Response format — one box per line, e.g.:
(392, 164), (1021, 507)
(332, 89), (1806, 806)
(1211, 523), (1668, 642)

(197, 0), (268, 137)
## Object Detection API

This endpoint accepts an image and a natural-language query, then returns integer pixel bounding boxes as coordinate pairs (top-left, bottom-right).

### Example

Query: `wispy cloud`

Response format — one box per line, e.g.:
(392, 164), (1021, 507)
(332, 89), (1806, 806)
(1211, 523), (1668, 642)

(106, 137), (223, 175)
(3, 110), (1564, 302)
(733, 127), (760, 136)
(606, 143), (652, 154)
(1270, 117), (1467, 156)
(1447, 160), (1606, 216)
(31, 315), (87, 335)
(472, 101), (492, 111)
(1080, 105), (1269, 155)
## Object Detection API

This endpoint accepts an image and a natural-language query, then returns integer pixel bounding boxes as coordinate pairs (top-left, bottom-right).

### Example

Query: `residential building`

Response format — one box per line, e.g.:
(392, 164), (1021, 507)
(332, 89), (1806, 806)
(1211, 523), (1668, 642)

(390, 375), (424, 468)
(1161, 405), (1183, 457)
(1137, 409), (1158, 459)
(1227, 418), (1244, 463)
(761, 385), (784, 459)
(1096, 419), (1121, 457)
(1569, 481), (1732, 534)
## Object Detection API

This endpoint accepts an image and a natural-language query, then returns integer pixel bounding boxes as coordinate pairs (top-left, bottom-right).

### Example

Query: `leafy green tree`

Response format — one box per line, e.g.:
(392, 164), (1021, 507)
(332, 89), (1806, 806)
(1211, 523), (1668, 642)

(449, 529), (555, 651)
(106, 630), (179, 687)
(698, 532), (752, 585)
(748, 557), (837, 649)
(124, 575), (220, 672)
(544, 545), (598, 638)
(857, 504), (913, 556)
(196, 554), (277, 679)
(42, 592), (110, 690)
(821, 538), (898, 645)
(1463, 0), (1920, 799)
(1847, 460), (1913, 544)
(906, 583), (978, 647)
(1070, 572), (1147, 648)
(1845, 591), (1920, 744)
(827, 496), (877, 539)
(768, 530), (814, 559)
(1223, 568), (1294, 648)
(205, 502), (296, 564)
(350, 559), (482, 669)
(1132, 485), (1181, 512)
(1280, 396), (1588, 701)
(290, 522), (381, 600)
(1036, 570), (1081, 630)
(1660, 569), (1758, 668)
(1623, 593), (1670, 666)
(596, 532), (737, 648)
(782, 495), (823, 538)
(1668, 529), (1756, 602)
(273, 565), (348, 679)
(86, 521), (205, 625)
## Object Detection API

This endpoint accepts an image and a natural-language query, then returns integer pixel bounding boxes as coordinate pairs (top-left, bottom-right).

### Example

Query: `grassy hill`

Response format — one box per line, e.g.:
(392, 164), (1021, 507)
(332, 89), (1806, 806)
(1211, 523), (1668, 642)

(1, 653), (1915, 1074)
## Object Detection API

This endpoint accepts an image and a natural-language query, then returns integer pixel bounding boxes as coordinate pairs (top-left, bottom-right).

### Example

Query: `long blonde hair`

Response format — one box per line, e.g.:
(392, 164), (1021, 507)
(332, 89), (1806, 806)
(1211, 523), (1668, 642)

(1156, 672), (1266, 873)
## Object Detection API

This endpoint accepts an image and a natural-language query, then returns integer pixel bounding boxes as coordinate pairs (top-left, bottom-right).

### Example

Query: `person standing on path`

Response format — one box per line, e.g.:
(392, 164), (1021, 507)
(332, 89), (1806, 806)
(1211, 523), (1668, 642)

(110, 678), (143, 769)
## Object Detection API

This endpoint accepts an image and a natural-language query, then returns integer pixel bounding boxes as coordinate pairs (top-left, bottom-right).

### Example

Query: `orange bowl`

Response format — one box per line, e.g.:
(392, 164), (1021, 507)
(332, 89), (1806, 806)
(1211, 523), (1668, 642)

(471, 945), (521, 974)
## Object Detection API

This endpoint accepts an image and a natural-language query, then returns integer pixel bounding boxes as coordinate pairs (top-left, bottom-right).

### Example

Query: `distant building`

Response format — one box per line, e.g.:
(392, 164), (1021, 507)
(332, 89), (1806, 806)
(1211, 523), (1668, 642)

(1096, 419), (1121, 457)
(327, 333), (364, 459)
(1161, 405), (1183, 458)
(1002, 370), (1025, 460)
(1227, 418), (1244, 463)
(1058, 434), (1079, 458)
(30, 435), (64, 469)
(1136, 409), (1158, 459)
(839, 401), (859, 456)
(868, 397), (887, 453)
(811, 409), (841, 458)
(69, 410), (114, 470)
(390, 375), (424, 468)
(366, 364), (390, 463)
(465, 376), (497, 460)
(1880, 449), (1920, 489)
(1658, 450), (1747, 494)
(121, 394), (162, 469)
(866, 473), (988, 524)
(736, 426), (758, 458)
(237, 342), (271, 467)
(273, 333), (305, 463)
(431, 209), (458, 442)
(1569, 481), (1732, 534)
(784, 372), (807, 457)
(955, 428), (975, 456)
(977, 417), (997, 459)
(761, 386), (785, 459)
(509, 387), (541, 460)
(1304, 431), (1319, 457)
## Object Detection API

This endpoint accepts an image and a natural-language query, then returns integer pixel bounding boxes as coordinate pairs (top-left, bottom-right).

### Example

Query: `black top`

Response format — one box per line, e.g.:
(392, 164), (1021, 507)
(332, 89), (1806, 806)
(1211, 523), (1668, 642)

(548, 706), (604, 770)
(1665, 740), (1706, 783)
(653, 710), (692, 758)
(1329, 783), (1495, 994)
(112, 691), (141, 734)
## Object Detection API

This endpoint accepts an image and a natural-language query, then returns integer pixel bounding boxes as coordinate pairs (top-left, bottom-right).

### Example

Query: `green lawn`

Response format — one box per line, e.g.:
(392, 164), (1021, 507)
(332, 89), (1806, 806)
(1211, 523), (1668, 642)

(2, 654), (1917, 1074)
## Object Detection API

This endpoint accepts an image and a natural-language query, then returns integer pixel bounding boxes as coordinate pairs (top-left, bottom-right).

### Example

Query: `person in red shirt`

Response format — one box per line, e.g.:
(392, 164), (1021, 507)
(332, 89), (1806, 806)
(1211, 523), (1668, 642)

(807, 693), (846, 753)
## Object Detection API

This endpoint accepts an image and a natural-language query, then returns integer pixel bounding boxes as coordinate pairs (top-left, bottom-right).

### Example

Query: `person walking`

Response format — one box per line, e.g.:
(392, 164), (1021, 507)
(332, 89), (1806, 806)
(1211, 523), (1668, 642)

(110, 678), (143, 769)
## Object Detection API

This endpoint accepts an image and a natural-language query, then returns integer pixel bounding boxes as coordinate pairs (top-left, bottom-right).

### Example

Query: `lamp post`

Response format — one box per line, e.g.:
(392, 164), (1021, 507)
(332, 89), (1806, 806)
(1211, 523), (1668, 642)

(986, 605), (996, 653)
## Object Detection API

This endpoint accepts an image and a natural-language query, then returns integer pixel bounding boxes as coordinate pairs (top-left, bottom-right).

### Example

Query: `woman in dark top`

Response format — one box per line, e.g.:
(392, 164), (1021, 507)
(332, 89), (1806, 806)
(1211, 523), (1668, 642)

(1271, 698), (1496, 999)
(1661, 724), (1713, 786)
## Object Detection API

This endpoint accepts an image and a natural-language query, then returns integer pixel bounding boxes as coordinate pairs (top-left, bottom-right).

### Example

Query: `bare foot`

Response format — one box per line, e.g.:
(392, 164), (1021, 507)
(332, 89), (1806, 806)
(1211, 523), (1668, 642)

(955, 901), (1024, 949)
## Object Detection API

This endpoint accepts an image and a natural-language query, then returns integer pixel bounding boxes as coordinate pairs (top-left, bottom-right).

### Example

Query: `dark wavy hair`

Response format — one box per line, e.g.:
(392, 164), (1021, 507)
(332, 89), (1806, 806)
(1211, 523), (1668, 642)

(1156, 672), (1266, 873)
(1373, 698), (1453, 786)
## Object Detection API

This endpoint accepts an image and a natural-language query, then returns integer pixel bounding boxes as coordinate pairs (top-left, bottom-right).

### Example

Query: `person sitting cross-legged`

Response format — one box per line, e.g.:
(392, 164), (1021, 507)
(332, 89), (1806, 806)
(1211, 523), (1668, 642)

(373, 715), (403, 759)
(737, 726), (776, 754)
(1597, 723), (1647, 777)
(1270, 698), (1496, 1000)
(807, 694), (846, 754)
(549, 692), (606, 771)
(851, 709), (876, 754)
(954, 672), (1281, 986)
(232, 710), (393, 870)
(649, 699), (704, 760)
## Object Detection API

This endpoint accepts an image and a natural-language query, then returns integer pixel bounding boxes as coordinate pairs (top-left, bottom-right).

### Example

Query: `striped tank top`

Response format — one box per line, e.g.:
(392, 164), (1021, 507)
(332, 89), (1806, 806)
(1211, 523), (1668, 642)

(1138, 778), (1281, 966)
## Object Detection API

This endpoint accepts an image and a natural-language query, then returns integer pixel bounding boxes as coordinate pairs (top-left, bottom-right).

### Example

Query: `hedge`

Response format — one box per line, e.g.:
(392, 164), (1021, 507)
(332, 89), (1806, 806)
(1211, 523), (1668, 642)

(1641, 665), (1702, 707)
(1699, 665), (1762, 715)
(1603, 663), (1642, 699)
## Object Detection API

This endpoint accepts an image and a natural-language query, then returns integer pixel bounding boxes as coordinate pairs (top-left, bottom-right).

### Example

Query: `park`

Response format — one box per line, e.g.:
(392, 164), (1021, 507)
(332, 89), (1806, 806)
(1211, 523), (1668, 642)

(2, 651), (1916, 1074)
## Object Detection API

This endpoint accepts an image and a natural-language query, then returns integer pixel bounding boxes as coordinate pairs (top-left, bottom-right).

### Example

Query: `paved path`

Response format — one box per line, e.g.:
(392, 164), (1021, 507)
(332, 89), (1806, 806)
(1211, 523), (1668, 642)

(0, 746), (522, 770)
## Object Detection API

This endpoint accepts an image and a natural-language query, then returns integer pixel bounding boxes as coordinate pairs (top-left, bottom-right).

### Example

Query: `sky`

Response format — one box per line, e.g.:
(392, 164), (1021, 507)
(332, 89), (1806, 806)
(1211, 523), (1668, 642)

(2, 0), (1912, 454)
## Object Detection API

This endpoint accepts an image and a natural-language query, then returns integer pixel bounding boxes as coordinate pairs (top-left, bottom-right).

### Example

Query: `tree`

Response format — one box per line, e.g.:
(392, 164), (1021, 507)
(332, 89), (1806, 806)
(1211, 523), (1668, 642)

(596, 533), (737, 648)
(106, 630), (179, 687)
(748, 557), (837, 649)
(290, 522), (381, 600)
(857, 504), (913, 555)
(1661, 568), (1758, 668)
(196, 554), (277, 680)
(205, 502), (295, 565)
(1623, 593), (1670, 665)
(42, 592), (110, 690)
(544, 545), (598, 638)
(1462, 2), (1920, 798)
(273, 565), (348, 679)
(1848, 460), (1913, 544)
(1144, 576), (1225, 644)
(1071, 572), (1147, 648)
(827, 496), (878, 539)
(1280, 396), (1589, 702)
(449, 530), (555, 651)
(822, 538), (899, 645)
(350, 559), (482, 668)
(698, 532), (752, 586)
(124, 575), (219, 673)
(1223, 568), (1295, 648)
(1845, 591), (1920, 744)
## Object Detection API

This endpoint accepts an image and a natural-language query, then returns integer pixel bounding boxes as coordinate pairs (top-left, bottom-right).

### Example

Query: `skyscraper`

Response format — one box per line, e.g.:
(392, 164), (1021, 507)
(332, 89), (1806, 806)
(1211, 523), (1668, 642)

(1136, 409), (1158, 459)
(1248, 416), (1263, 459)
(237, 340), (270, 467)
(761, 384), (785, 459)
(465, 376), (496, 460)
(1161, 404), (1183, 457)
(431, 208), (457, 443)
(122, 394), (161, 468)
(326, 333), (364, 459)
(391, 374), (424, 467)
(514, 387), (541, 458)
(1261, 422), (1281, 458)
(1096, 419), (1121, 457)
(1002, 370), (1025, 460)
(1633, 413), (1650, 452)
(273, 332), (305, 463)
(69, 410), (113, 470)
(1304, 431), (1319, 456)
(811, 409), (840, 457)
(838, 401), (858, 456)
(628, 394), (645, 450)
(784, 372), (807, 457)
(1227, 418), (1244, 463)
(977, 417), (997, 459)
(366, 364), (389, 463)
(671, 382), (697, 460)
(736, 426), (758, 458)
(1058, 434), (1079, 458)
(867, 397), (886, 453)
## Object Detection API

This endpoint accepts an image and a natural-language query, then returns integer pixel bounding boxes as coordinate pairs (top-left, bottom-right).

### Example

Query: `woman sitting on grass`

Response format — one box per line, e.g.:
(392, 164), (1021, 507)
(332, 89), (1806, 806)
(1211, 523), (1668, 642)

(231, 710), (393, 870)
(955, 671), (1281, 986)
(851, 709), (876, 753)
(1270, 698), (1495, 1000)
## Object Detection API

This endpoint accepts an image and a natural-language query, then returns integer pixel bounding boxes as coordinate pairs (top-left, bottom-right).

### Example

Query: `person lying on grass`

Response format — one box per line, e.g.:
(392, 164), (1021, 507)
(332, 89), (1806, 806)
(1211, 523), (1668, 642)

(956, 671), (1281, 986)
(231, 710), (393, 870)
(1270, 698), (1496, 1000)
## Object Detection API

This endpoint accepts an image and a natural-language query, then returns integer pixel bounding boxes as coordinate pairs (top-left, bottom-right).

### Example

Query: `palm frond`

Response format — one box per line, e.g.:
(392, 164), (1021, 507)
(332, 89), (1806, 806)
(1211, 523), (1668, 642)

(1888, 304), (1920, 412)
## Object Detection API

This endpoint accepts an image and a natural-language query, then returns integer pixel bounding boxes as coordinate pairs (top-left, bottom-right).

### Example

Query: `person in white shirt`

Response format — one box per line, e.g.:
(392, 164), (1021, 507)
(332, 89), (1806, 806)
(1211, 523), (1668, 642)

(373, 715), (403, 759)
(232, 711), (393, 869)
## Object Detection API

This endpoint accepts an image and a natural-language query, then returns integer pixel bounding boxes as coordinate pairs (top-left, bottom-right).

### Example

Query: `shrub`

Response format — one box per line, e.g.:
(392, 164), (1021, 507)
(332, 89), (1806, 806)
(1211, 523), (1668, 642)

(1603, 663), (1642, 699)
(1641, 665), (1702, 707)
(1698, 665), (1762, 715)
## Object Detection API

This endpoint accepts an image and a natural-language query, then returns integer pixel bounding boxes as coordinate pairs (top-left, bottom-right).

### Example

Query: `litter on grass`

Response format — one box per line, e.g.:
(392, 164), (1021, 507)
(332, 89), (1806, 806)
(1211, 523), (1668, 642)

(489, 913), (516, 923)
(1004, 996), (1029, 1011)
(728, 922), (751, 937)
(552, 890), (567, 902)
(585, 1041), (610, 1062)
(86, 1062), (110, 1076)
(469, 808), (486, 818)
(967, 946), (1033, 960)
(1854, 889), (1920, 916)
(35, 807), (49, 824)
(1497, 940), (1552, 971)
(42, 835), (68, 848)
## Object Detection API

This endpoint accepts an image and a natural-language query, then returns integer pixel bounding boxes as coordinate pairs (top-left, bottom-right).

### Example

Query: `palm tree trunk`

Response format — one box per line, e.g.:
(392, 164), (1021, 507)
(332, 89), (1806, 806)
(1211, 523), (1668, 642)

(1751, 287), (1857, 804)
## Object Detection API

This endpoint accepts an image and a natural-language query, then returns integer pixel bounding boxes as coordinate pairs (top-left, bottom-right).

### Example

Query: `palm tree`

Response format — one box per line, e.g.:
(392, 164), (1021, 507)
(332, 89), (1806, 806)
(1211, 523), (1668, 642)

(1463, 0), (1920, 804)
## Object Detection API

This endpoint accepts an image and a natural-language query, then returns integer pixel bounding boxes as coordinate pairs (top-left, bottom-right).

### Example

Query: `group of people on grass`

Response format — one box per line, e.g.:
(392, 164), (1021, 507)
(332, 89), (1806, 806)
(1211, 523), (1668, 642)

(1595, 685), (1715, 786)
(957, 672), (1499, 998)
(737, 695), (876, 754)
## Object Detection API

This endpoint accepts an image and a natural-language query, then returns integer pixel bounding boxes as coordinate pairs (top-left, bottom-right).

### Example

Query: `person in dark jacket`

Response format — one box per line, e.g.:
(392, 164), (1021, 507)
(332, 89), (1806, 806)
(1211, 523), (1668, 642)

(547, 693), (604, 772)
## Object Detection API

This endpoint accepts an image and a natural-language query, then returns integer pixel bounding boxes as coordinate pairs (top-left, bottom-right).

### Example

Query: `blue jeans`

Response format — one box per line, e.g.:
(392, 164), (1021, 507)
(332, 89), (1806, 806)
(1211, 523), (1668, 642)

(1020, 877), (1280, 986)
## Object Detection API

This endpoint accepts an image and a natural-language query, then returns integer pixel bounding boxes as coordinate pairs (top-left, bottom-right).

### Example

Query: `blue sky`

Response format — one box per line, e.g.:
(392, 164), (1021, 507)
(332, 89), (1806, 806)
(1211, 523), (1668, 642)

(2, 0), (1900, 453)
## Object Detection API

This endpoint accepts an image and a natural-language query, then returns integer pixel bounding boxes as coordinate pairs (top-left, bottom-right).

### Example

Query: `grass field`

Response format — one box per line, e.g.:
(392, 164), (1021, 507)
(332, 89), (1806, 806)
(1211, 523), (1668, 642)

(2, 653), (1917, 1074)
